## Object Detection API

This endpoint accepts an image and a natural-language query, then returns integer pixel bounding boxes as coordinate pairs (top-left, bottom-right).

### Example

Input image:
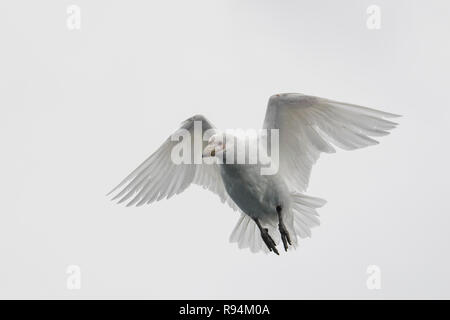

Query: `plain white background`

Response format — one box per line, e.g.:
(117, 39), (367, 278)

(1, 0), (449, 299)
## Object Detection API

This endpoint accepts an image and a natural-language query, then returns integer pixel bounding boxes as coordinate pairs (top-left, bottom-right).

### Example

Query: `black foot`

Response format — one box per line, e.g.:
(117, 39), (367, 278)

(260, 228), (279, 255)
(279, 222), (292, 251)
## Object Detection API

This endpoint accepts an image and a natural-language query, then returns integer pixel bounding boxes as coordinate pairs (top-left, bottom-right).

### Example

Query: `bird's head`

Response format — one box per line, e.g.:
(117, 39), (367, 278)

(202, 133), (228, 159)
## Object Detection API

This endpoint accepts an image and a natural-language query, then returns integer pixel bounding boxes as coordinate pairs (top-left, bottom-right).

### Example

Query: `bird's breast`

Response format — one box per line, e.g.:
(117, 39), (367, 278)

(219, 164), (288, 224)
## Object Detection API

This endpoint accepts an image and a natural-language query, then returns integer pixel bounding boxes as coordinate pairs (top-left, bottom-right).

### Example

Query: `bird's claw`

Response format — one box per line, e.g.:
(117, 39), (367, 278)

(279, 223), (292, 251)
(261, 228), (279, 255)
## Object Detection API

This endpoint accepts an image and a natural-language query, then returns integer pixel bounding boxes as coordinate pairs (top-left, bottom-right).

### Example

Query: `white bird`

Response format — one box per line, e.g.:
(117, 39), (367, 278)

(109, 93), (399, 254)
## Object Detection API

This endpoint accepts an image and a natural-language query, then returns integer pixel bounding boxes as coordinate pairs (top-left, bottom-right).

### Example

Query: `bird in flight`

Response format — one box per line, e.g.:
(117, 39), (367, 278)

(109, 93), (399, 255)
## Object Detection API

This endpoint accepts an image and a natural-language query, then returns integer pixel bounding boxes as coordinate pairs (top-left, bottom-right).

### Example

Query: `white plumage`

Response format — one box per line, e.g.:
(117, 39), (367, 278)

(109, 93), (399, 254)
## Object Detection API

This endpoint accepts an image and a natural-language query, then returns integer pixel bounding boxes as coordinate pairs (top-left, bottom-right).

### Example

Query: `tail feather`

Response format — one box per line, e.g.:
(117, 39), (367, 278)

(229, 214), (279, 254)
(291, 192), (326, 240)
(229, 193), (326, 254)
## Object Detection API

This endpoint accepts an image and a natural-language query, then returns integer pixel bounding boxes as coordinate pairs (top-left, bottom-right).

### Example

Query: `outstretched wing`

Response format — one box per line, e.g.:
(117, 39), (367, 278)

(262, 93), (400, 192)
(108, 115), (237, 209)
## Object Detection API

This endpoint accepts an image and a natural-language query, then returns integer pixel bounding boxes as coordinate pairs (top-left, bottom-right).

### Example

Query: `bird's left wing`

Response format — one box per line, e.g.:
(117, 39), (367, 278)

(108, 115), (238, 209)
(262, 93), (400, 192)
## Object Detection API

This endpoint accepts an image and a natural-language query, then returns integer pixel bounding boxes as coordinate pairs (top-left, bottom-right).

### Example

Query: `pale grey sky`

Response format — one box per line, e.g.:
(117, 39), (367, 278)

(0, 0), (449, 299)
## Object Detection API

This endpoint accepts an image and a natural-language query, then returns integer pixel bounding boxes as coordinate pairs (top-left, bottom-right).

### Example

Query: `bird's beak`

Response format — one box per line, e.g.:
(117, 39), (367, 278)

(202, 144), (216, 158)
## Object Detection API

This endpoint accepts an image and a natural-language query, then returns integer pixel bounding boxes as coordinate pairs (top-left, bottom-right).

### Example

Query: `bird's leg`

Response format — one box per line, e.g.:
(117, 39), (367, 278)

(277, 205), (292, 251)
(254, 218), (279, 255)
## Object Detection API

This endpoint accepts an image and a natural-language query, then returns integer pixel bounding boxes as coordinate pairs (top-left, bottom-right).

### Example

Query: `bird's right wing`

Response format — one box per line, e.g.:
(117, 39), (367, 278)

(262, 94), (400, 192)
(108, 115), (238, 210)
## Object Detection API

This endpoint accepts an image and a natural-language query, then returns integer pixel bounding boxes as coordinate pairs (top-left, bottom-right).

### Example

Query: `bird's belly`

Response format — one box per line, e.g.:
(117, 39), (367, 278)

(220, 164), (287, 224)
